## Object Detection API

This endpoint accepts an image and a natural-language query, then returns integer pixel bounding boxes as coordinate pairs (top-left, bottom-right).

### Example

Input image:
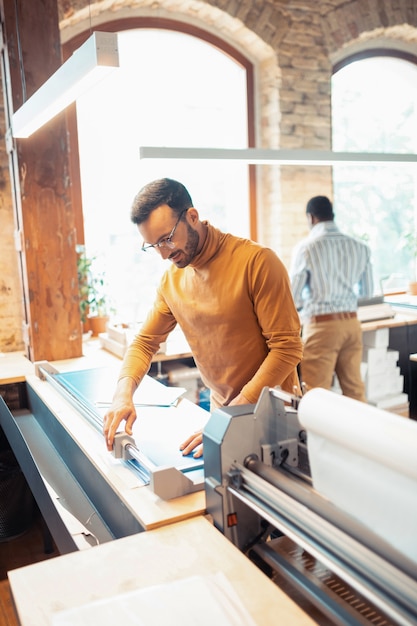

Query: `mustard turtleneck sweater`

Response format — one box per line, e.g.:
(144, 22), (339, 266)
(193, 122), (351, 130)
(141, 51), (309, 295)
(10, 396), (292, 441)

(119, 223), (302, 407)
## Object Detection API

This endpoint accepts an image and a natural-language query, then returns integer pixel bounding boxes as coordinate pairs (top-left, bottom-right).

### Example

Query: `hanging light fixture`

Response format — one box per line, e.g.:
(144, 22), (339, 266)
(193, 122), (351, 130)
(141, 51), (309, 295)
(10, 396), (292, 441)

(139, 146), (417, 166)
(12, 31), (119, 139)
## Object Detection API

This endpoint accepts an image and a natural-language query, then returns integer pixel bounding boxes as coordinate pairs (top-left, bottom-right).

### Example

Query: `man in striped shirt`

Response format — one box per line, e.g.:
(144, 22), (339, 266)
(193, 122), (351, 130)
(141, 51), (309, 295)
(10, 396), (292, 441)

(290, 195), (374, 401)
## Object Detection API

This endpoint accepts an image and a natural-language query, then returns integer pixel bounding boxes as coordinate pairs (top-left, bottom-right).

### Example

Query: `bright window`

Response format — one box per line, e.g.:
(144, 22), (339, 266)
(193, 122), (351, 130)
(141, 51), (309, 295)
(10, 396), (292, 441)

(75, 29), (249, 322)
(332, 56), (417, 293)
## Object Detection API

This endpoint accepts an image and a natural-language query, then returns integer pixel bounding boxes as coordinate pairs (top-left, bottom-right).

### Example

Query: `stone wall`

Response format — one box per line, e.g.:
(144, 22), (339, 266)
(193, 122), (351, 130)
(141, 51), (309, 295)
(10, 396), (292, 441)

(1, 0), (416, 352)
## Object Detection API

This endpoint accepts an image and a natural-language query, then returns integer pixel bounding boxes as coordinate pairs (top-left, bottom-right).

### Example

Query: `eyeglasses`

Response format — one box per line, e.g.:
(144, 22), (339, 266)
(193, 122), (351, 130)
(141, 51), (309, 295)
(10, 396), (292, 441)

(141, 210), (187, 252)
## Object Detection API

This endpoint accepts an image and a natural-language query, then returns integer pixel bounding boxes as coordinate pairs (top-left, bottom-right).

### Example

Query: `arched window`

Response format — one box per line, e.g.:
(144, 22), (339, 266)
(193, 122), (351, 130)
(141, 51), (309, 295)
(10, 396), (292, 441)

(73, 26), (253, 323)
(331, 53), (417, 294)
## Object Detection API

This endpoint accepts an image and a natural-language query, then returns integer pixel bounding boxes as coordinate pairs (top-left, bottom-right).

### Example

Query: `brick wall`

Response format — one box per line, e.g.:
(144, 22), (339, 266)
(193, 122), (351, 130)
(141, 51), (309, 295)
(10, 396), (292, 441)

(1, 0), (416, 352)
(0, 94), (25, 353)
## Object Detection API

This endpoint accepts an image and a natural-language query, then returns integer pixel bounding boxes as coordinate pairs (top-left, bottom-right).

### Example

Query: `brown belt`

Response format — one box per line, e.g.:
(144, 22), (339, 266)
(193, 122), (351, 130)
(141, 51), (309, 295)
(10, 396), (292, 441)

(308, 312), (357, 323)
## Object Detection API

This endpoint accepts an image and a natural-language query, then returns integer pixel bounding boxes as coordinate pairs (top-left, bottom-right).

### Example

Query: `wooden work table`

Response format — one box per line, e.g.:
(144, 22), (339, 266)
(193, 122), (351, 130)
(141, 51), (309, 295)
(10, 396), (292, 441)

(8, 515), (316, 626)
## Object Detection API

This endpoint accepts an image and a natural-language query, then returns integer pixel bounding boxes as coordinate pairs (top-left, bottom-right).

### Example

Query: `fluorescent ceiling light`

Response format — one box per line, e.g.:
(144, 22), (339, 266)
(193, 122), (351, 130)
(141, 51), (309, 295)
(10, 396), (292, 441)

(139, 146), (417, 165)
(12, 31), (119, 138)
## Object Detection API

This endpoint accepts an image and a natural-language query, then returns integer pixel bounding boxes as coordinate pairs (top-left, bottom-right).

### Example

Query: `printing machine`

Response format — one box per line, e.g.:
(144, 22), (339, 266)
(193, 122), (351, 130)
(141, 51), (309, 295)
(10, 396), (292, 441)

(203, 386), (417, 626)
(0, 361), (207, 553)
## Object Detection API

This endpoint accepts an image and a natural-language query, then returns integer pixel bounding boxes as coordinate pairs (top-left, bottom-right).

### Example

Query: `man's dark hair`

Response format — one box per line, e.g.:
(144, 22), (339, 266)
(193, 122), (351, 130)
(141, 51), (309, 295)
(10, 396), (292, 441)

(306, 195), (334, 221)
(131, 178), (193, 224)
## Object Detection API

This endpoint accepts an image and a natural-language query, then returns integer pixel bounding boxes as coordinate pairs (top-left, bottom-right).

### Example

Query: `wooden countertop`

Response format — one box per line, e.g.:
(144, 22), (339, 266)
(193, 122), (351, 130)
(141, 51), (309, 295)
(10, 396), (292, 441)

(8, 515), (316, 626)
(0, 340), (117, 385)
(0, 337), (189, 385)
(0, 351), (35, 384)
(360, 312), (417, 332)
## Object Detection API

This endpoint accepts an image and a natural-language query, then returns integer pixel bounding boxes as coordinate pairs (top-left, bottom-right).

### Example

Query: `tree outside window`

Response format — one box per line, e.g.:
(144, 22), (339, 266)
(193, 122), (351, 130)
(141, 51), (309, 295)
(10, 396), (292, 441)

(332, 55), (417, 293)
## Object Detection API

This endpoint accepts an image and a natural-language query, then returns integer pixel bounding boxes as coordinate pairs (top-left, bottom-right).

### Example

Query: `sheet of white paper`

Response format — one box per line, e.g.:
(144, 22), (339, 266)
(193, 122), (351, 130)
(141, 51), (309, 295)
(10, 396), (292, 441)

(51, 572), (257, 626)
(132, 375), (186, 406)
(131, 404), (209, 469)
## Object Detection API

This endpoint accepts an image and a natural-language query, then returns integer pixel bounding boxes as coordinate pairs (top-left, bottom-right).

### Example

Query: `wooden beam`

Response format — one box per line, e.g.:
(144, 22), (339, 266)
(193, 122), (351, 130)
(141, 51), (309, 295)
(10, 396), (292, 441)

(0, 0), (82, 361)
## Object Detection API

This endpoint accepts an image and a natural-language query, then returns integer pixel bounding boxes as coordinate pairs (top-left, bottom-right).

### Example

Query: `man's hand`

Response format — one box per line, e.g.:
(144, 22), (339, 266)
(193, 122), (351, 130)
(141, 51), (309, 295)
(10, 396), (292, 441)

(178, 393), (249, 459)
(103, 378), (138, 451)
(228, 392), (250, 406)
(180, 430), (203, 458)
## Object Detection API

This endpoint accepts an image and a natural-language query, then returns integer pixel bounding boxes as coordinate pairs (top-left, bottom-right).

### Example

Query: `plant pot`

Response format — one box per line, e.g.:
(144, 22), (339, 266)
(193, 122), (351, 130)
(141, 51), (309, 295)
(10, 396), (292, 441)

(408, 281), (417, 296)
(88, 315), (109, 337)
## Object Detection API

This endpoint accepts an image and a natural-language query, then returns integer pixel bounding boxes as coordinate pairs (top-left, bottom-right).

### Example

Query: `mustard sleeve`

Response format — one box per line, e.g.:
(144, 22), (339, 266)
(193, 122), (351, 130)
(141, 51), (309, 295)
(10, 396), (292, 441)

(241, 248), (303, 401)
(118, 293), (177, 386)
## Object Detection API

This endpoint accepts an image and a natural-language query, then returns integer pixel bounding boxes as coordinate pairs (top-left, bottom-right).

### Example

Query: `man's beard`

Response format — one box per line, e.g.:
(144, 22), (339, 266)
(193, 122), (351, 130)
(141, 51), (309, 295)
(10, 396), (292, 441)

(169, 222), (200, 268)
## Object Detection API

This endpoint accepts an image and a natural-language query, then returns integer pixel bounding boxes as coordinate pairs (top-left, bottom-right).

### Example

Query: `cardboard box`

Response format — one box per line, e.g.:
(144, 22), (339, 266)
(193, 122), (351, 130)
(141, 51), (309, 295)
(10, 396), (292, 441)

(365, 369), (403, 401)
(362, 327), (389, 348)
(385, 349), (400, 367)
(362, 347), (399, 376)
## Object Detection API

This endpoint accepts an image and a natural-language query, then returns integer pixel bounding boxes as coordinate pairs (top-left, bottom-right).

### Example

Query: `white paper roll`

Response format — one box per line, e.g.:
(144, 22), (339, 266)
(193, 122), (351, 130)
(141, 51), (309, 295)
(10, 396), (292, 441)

(298, 388), (417, 479)
(298, 388), (417, 563)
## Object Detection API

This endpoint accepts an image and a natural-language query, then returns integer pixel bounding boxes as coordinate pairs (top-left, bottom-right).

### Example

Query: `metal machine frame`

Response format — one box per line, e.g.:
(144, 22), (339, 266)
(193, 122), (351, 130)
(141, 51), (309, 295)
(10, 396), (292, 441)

(204, 387), (417, 626)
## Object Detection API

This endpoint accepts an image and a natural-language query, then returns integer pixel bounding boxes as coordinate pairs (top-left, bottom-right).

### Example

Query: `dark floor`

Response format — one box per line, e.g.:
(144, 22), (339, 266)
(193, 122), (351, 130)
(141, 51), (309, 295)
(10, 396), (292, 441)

(0, 509), (59, 626)
(0, 508), (59, 581)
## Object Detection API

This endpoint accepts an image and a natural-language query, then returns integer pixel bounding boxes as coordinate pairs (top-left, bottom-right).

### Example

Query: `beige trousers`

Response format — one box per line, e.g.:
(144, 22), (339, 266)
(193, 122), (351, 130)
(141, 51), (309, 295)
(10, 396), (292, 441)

(300, 317), (366, 402)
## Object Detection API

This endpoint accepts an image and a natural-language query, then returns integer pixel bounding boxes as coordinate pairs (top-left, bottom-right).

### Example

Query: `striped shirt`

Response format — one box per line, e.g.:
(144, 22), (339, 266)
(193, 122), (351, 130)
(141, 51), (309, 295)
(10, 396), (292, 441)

(290, 221), (374, 322)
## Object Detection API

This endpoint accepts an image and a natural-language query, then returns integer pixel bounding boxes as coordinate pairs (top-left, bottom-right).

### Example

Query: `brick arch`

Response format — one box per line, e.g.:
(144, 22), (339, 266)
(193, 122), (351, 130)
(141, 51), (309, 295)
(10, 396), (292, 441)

(330, 24), (417, 71)
(321, 1), (417, 54)
(59, 1), (280, 149)
(59, 0), (283, 247)
(59, 0), (292, 50)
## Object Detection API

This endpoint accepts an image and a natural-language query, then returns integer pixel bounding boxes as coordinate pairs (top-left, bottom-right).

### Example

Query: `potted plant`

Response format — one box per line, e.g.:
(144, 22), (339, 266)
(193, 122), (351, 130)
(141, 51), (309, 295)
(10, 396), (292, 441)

(76, 246), (111, 336)
(77, 246), (92, 332)
(402, 231), (417, 295)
